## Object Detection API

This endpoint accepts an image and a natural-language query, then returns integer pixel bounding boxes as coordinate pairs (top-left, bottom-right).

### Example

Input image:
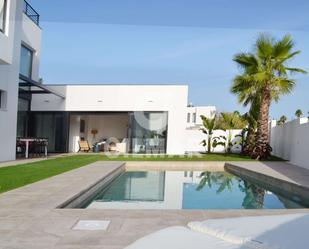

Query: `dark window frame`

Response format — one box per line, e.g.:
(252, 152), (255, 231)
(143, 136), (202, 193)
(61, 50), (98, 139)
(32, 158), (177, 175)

(20, 44), (34, 79)
(0, 90), (7, 110)
(0, 0), (7, 33)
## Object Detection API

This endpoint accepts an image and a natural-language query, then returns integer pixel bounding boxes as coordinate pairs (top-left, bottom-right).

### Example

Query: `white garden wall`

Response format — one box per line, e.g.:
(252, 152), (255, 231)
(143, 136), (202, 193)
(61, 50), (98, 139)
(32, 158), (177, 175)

(270, 118), (309, 169)
(185, 128), (243, 153)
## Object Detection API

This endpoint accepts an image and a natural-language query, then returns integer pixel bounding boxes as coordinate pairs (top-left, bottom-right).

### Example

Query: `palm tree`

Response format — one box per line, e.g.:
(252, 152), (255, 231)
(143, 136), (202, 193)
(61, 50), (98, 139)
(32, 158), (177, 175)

(238, 180), (265, 209)
(295, 109), (303, 118)
(242, 101), (260, 154)
(278, 115), (287, 125)
(232, 33), (306, 159)
(217, 112), (247, 153)
(231, 76), (261, 155)
(197, 172), (234, 193)
(200, 115), (219, 153)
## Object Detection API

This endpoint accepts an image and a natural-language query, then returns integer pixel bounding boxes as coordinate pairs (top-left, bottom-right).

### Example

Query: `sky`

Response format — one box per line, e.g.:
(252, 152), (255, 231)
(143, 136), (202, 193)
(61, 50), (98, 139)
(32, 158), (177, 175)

(29, 0), (309, 120)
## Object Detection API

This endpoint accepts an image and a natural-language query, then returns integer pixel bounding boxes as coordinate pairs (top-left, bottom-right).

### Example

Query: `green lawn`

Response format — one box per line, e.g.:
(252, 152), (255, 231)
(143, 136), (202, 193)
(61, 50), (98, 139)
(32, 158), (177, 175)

(0, 155), (101, 194)
(0, 153), (283, 194)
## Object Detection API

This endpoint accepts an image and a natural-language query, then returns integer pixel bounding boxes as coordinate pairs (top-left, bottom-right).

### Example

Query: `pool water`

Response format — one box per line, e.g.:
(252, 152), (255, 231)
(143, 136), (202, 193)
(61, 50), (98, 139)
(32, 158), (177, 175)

(86, 171), (308, 209)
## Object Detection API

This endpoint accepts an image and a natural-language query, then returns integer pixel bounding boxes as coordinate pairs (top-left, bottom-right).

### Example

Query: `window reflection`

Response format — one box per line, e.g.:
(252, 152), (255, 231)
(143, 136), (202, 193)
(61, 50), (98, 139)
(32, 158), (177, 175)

(20, 45), (33, 78)
(0, 0), (7, 33)
(129, 112), (167, 154)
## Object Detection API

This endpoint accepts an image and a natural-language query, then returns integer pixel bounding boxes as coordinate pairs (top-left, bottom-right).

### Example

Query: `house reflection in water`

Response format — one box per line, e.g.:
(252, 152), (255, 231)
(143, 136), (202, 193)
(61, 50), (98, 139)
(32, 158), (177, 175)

(87, 171), (307, 209)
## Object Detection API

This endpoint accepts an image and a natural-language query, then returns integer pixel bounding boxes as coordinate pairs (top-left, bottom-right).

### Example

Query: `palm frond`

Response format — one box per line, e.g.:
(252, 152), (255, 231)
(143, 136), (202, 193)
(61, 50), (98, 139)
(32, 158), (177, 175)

(272, 34), (294, 59)
(255, 33), (274, 59)
(286, 67), (307, 74)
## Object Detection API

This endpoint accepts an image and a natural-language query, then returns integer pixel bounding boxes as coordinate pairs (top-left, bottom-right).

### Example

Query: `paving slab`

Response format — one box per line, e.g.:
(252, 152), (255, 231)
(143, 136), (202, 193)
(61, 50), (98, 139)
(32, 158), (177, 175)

(226, 161), (309, 189)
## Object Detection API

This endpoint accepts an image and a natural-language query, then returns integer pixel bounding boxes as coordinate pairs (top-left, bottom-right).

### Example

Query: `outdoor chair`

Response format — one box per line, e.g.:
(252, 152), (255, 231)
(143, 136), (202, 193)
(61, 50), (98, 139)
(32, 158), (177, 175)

(16, 139), (26, 158)
(78, 140), (91, 152)
(38, 139), (48, 157)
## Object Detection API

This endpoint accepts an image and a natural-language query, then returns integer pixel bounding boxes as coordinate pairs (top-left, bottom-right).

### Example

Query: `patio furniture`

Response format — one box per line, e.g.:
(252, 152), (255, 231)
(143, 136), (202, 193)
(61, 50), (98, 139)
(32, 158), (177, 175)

(18, 138), (48, 159)
(78, 140), (91, 152)
(124, 213), (309, 249)
(38, 139), (48, 157)
(109, 142), (117, 152)
(116, 138), (127, 153)
(124, 226), (239, 249)
(16, 139), (26, 157)
(188, 213), (309, 249)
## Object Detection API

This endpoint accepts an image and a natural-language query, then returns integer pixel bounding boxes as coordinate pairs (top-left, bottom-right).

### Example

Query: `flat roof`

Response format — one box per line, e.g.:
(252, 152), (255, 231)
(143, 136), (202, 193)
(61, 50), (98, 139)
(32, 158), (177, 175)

(42, 83), (188, 87)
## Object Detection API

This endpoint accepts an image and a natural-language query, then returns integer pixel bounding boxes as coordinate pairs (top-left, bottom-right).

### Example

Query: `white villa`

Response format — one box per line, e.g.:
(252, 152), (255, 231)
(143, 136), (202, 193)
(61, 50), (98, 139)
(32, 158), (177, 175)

(0, 0), (216, 162)
(2, 0), (308, 169)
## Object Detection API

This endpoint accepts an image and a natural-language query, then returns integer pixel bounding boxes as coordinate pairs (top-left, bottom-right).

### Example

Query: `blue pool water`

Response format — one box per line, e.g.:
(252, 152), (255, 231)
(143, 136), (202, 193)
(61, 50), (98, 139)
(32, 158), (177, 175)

(86, 171), (308, 209)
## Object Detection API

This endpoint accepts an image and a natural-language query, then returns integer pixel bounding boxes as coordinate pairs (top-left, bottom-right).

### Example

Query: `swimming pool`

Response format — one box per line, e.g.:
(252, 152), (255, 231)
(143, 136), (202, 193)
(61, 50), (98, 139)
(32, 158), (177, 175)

(85, 171), (308, 209)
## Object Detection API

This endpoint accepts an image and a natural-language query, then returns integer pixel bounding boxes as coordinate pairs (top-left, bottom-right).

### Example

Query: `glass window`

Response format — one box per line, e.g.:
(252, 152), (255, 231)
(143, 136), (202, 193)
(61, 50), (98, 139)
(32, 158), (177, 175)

(17, 98), (30, 137)
(193, 113), (196, 123)
(129, 112), (168, 154)
(0, 90), (7, 110)
(187, 113), (191, 123)
(80, 120), (86, 133)
(20, 45), (33, 78)
(32, 113), (69, 152)
(0, 0), (7, 33)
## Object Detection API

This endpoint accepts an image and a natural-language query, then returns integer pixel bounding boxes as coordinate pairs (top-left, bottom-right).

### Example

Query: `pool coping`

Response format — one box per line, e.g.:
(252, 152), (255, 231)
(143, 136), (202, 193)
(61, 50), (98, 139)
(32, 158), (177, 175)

(225, 162), (309, 206)
(58, 163), (125, 208)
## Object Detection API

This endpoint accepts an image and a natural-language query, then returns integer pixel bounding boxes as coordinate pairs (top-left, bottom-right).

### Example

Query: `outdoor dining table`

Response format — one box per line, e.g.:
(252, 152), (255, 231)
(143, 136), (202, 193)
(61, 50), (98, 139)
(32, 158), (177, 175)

(18, 138), (48, 159)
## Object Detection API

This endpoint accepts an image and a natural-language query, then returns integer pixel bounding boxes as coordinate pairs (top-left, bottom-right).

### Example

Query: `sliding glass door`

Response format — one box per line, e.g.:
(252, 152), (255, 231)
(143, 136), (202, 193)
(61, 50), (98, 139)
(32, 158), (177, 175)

(17, 95), (31, 138)
(31, 112), (69, 153)
(128, 112), (168, 154)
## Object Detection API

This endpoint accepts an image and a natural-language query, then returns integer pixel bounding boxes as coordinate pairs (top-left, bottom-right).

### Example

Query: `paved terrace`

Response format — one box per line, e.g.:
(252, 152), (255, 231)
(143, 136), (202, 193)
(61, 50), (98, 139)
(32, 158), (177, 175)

(226, 161), (309, 189)
(0, 161), (309, 249)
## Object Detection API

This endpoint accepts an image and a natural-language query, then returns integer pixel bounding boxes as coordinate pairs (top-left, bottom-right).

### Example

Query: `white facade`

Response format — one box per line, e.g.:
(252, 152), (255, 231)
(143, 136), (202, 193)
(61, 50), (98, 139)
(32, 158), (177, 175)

(0, 0), (41, 161)
(186, 106), (216, 128)
(0, 0), (221, 161)
(270, 118), (309, 170)
(31, 85), (189, 155)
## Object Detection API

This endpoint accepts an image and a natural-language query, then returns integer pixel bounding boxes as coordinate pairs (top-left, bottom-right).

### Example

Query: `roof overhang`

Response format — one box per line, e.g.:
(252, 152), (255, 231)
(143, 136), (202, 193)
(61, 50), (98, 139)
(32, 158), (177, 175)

(19, 74), (66, 99)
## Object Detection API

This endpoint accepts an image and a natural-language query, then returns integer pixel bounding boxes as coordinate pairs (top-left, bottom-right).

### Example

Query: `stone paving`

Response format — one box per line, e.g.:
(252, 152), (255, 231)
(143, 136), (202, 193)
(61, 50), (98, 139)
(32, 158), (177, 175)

(0, 160), (309, 249)
(226, 161), (309, 188)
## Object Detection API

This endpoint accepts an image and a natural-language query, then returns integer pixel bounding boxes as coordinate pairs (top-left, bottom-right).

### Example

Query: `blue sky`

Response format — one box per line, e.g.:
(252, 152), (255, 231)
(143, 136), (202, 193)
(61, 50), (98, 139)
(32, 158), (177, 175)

(30, 0), (309, 119)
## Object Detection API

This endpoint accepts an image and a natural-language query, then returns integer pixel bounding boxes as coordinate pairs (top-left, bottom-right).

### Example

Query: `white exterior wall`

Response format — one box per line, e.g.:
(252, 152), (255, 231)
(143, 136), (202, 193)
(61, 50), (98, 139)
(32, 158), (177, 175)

(185, 128), (243, 153)
(32, 85), (188, 154)
(270, 118), (309, 169)
(0, 0), (16, 64)
(0, 0), (41, 162)
(186, 106), (216, 128)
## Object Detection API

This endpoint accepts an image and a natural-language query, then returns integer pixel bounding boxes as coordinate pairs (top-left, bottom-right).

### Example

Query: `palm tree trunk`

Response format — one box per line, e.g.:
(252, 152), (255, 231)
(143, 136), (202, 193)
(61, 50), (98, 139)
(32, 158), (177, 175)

(208, 135), (211, 153)
(244, 127), (255, 155)
(251, 84), (272, 159)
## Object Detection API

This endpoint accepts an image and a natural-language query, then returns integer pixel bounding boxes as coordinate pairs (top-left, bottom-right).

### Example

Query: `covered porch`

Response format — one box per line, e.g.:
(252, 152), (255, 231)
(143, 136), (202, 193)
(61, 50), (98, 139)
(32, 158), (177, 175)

(16, 75), (66, 158)
(69, 112), (168, 154)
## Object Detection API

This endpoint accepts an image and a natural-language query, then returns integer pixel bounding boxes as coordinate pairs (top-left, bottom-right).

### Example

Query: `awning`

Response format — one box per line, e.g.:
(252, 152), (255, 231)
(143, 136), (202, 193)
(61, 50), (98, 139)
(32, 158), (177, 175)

(19, 74), (65, 99)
